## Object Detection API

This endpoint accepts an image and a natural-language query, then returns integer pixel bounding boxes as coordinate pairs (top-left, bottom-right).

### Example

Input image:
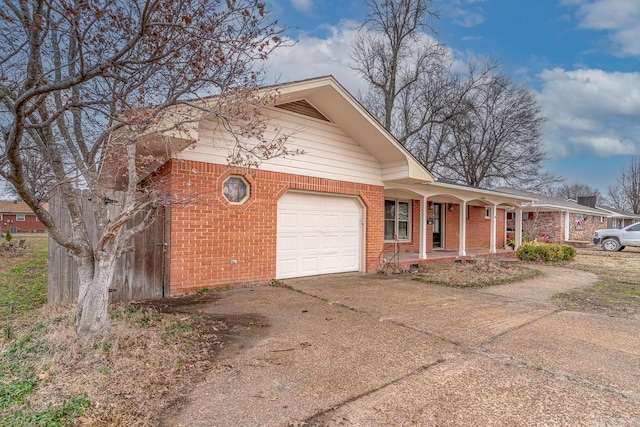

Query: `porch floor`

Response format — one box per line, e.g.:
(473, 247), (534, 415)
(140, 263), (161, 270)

(381, 248), (517, 270)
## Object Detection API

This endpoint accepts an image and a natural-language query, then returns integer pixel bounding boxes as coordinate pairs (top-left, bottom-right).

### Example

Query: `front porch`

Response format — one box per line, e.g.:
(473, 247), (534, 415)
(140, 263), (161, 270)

(380, 247), (518, 271)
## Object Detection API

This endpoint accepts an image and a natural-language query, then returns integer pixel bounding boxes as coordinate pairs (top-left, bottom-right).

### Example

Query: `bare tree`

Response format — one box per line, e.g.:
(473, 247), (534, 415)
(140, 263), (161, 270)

(607, 156), (640, 214)
(547, 181), (601, 203)
(402, 60), (498, 173)
(0, 0), (291, 340)
(350, 0), (442, 133)
(351, 0), (555, 189)
(439, 74), (549, 188)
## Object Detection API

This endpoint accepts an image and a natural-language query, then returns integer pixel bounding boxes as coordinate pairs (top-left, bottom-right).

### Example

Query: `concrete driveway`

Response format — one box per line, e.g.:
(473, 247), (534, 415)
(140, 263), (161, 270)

(166, 266), (640, 426)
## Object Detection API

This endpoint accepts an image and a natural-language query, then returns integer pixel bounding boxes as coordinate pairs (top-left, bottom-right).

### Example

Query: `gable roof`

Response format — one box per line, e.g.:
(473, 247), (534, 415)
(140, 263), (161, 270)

(0, 200), (43, 214)
(597, 205), (640, 220)
(497, 188), (608, 215)
(268, 76), (435, 184)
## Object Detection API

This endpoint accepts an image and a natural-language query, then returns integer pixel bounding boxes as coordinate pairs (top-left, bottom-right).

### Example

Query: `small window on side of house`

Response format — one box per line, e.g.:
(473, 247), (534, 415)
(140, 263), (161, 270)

(485, 208), (491, 219)
(16, 214), (25, 221)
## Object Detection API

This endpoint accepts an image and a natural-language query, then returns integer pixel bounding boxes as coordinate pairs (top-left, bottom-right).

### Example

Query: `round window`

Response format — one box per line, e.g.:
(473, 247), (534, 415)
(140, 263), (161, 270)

(222, 176), (250, 204)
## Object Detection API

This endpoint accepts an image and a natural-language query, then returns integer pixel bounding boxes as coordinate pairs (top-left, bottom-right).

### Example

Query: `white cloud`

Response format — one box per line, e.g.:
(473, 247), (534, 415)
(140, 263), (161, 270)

(571, 0), (640, 57)
(444, 0), (486, 28)
(537, 68), (640, 158)
(264, 21), (367, 95)
(290, 0), (314, 13)
(264, 21), (452, 98)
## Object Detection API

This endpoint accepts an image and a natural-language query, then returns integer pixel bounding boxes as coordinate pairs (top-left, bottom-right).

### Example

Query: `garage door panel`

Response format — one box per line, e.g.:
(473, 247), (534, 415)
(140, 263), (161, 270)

(301, 235), (321, 250)
(277, 193), (362, 279)
(278, 235), (298, 251)
(278, 212), (298, 228)
(301, 257), (320, 274)
(339, 255), (358, 269)
(278, 260), (298, 277)
(322, 235), (340, 251)
(301, 213), (321, 229)
(341, 213), (360, 228)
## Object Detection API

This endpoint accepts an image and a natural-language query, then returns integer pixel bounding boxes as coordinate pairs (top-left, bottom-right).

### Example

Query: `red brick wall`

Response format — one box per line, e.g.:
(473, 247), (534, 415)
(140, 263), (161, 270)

(515, 211), (609, 243)
(399, 202), (506, 252)
(166, 160), (384, 294)
(0, 213), (46, 233)
(570, 214), (608, 241)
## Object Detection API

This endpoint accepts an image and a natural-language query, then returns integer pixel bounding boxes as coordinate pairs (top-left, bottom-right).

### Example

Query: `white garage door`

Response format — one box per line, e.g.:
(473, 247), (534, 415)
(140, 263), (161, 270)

(277, 192), (362, 279)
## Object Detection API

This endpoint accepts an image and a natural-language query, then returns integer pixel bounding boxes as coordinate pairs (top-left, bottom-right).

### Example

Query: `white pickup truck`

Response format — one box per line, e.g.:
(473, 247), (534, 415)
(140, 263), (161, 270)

(593, 222), (640, 251)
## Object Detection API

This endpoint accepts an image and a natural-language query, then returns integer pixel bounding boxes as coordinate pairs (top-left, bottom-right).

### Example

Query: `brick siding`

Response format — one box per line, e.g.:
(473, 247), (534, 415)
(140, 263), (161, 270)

(165, 160), (384, 294)
(507, 211), (609, 243)
(0, 213), (46, 233)
(397, 203), (506, 252)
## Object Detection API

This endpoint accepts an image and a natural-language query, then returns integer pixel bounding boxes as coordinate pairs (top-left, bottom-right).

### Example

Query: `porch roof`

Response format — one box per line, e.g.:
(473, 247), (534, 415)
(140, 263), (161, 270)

(497, 188), (609, 215)
(597, 205), (640, 220)
(384, 179), (538, 207)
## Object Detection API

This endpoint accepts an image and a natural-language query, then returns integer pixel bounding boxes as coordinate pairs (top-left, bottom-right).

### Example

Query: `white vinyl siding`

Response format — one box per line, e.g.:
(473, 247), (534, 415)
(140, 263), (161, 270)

(178, 108), (384, 186)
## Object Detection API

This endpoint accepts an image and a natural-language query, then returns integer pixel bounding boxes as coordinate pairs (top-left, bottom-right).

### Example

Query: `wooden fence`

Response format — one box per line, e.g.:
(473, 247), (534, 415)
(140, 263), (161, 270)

(48, 191), (170, 304)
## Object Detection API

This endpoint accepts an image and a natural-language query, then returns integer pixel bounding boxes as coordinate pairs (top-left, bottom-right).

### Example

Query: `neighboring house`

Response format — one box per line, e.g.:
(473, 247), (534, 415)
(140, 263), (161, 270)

(0, 200), (47, 234)
(498, 189), (609, 242)
(596, 205), (640, 229)
(142, 76), (534, 294)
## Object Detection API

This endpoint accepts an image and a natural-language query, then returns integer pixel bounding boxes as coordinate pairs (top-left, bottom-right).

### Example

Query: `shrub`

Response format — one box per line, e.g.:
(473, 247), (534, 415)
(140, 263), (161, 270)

(516, 241), (576, 262)
(5, 230), (12, 242)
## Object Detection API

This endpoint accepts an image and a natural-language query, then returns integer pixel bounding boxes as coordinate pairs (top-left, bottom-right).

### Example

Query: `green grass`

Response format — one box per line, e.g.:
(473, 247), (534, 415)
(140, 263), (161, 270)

(553, 251), (640, 320)
(0, 234), (90, 426)
(0, 234), (48, 321)
(0, 320), (90, 426)
(552, 277), (640, 319)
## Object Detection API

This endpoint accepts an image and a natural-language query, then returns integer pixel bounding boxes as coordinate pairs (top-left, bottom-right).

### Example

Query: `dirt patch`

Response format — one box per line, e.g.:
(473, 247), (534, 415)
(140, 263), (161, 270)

(412, 259), (541, 287)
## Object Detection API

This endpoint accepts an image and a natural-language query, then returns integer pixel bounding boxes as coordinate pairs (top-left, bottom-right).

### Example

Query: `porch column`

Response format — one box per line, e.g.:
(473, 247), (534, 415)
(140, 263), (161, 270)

(419, 196), (427, 259)
(564, 211), (570, 241)
(490, 204), (497, 253)
(515, 207), (523, 249)
(459, 201), (467, 256)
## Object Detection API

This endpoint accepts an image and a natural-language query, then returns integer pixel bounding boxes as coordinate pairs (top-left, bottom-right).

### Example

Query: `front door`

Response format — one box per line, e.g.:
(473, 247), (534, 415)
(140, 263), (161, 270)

(432, 203), (442, 248)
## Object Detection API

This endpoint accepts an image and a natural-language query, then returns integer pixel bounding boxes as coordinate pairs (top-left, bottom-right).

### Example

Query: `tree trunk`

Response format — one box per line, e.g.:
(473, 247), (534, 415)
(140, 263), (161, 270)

(76, 255), (115, 340)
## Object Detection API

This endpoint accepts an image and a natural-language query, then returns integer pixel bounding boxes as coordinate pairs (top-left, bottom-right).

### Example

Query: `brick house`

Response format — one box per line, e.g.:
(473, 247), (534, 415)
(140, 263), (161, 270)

(137, 77), (536, 295)
(597, 205), (640, 229)
(0, 200), (47, 234)
(498, 189), (609, 243)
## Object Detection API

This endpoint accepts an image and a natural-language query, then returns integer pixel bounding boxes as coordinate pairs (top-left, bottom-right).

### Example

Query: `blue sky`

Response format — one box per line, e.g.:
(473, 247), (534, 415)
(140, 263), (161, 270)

(263, 0), (640, 194)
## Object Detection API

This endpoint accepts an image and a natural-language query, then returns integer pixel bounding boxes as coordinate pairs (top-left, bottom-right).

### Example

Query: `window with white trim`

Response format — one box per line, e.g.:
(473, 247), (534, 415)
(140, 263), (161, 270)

(384, 199), (411, 241)
(485, 208), (491, 219)
(16, 214), (25, 221)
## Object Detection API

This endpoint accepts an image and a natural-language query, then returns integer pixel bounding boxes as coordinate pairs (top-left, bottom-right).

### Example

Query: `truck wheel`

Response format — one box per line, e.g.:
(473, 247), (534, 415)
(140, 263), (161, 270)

(601, 238), (621, 252)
